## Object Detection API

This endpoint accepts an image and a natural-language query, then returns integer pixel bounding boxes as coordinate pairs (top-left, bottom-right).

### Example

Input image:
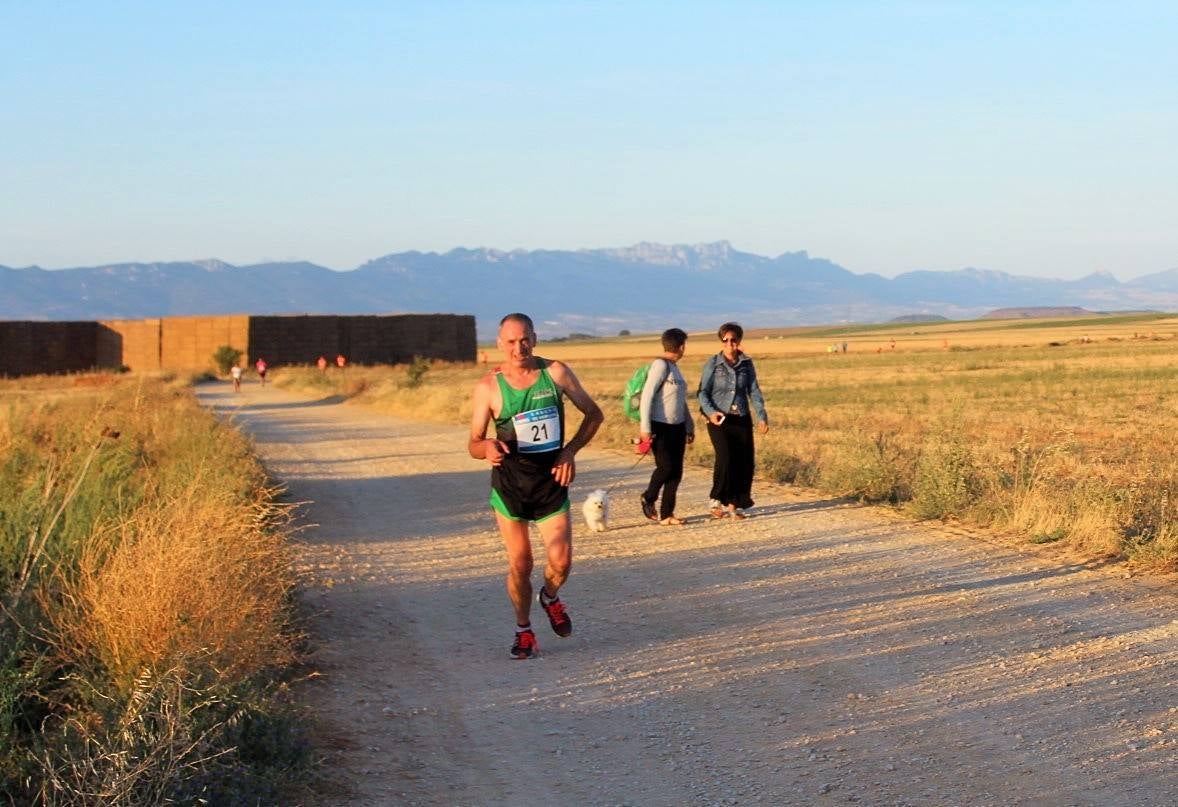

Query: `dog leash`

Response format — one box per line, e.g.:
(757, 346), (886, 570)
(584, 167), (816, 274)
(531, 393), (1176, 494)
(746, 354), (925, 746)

(602, 444), (651, 495)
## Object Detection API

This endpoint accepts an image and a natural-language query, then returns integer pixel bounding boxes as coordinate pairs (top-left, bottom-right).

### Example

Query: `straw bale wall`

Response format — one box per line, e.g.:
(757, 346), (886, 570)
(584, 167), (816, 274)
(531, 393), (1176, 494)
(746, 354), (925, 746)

(0, 321), (104, 376)
(248, 314), (476, 365)
(161, 315), (250, 370)
(0, 313), (475, 376)
(101, 318), (162, 370)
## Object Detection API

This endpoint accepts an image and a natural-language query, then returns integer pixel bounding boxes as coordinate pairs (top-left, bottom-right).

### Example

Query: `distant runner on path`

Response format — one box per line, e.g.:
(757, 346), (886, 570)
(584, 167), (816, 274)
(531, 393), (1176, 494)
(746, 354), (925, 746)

(468, 312), (603, 659)
(255, 357), (268, 385)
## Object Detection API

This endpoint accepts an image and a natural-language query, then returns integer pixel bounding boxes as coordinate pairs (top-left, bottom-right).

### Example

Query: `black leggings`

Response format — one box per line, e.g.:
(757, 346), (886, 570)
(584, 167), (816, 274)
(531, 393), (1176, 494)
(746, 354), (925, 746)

(707, 414), (755, 510)
(642, 421), (687, 519)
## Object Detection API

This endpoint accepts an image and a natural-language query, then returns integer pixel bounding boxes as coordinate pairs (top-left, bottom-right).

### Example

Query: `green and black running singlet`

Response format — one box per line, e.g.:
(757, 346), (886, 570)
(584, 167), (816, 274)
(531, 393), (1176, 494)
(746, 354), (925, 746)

(489, 360), (570, 522)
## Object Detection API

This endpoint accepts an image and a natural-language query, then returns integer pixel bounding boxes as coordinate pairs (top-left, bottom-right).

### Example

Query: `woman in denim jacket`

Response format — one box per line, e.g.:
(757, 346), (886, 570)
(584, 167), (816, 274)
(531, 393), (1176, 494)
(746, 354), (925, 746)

(697, 322), (769, 519)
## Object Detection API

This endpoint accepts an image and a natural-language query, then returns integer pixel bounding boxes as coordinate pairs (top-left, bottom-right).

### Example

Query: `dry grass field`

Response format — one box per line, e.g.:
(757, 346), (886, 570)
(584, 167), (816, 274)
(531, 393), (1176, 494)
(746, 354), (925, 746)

(275, 312), (1178, 572)
(0, 373), (305, 804)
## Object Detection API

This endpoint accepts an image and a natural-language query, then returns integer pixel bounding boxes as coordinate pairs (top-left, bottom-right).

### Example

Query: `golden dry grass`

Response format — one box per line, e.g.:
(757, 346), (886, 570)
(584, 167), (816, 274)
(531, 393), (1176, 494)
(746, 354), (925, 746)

(54, 476), (296, 690)
(1, 372), (303, 801)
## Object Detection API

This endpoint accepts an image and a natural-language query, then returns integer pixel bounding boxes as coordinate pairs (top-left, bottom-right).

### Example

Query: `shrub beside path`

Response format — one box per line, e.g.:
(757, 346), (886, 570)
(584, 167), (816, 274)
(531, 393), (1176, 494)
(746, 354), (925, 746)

(197, 382), (1176, 806)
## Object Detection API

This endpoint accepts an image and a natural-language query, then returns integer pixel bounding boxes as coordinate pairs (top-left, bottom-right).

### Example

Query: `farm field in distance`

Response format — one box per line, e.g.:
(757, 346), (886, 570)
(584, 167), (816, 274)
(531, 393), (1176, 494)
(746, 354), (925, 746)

(279, 312), (1178, 571)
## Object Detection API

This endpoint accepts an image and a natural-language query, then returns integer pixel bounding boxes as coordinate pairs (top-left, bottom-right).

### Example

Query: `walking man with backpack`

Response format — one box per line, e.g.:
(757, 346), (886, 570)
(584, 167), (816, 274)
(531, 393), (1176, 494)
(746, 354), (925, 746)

(469, 313), (604, 659)
(638, 328), (694, 525)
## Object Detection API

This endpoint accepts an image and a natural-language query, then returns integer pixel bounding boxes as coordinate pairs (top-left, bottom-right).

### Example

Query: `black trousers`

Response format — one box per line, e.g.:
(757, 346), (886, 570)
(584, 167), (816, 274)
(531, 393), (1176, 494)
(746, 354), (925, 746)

(642, 421), (687, 519)
(707, 413), (755, 510)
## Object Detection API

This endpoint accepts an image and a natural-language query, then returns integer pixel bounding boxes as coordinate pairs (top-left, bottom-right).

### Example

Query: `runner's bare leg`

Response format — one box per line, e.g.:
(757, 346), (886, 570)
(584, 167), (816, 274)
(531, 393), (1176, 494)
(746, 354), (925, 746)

(496, 512), (534, 625)
(537, 511), (572, 599)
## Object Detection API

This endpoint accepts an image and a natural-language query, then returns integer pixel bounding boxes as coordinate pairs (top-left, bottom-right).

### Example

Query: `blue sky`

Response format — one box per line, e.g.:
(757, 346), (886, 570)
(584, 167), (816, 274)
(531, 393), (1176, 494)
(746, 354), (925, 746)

(3, 1), (1176, 279)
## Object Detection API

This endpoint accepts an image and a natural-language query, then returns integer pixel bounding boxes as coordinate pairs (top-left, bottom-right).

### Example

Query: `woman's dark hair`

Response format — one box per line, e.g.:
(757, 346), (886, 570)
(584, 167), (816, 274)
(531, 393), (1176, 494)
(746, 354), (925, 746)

(718, 322), (743, 342)
(661, 328), (688, 352)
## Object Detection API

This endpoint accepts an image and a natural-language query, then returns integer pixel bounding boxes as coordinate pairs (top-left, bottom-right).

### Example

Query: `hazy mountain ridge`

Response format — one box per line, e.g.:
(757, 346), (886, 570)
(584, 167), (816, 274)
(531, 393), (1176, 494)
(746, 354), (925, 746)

(3, 243), (1176, 338)
(1126, 267), (1178, 292)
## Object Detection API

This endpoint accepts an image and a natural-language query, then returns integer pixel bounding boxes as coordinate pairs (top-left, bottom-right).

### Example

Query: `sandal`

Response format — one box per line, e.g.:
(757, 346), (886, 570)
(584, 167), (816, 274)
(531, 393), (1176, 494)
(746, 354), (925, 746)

(731, 508), (748, 520)
(659, 516), (684, 526)
(710, 507), (726, 519)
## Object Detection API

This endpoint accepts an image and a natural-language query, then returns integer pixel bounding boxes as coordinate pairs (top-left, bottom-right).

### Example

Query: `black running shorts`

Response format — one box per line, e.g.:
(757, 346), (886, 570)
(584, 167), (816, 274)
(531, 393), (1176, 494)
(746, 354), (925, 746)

(490, 450), (569, 522)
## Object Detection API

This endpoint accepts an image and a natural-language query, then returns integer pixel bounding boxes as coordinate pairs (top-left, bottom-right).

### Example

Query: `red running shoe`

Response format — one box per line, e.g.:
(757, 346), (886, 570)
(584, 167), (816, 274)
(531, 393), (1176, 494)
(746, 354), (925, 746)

(539, 589), (573, 637)
(510, 628), (538, 659)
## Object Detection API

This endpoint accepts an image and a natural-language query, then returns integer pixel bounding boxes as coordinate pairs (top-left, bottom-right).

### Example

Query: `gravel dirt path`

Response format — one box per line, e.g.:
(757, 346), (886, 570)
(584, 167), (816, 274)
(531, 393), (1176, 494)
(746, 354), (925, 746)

(198, 382), (1176, 807)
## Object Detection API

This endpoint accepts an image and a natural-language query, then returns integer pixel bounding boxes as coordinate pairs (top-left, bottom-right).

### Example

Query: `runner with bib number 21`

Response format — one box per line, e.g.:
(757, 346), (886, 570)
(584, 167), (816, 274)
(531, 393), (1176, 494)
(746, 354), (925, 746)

(468, 313), (604, 659)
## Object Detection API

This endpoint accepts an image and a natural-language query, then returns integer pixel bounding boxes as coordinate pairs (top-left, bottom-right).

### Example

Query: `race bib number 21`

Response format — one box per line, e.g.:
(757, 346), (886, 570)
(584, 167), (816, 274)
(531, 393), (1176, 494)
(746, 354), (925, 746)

(513, 405), (561, 453)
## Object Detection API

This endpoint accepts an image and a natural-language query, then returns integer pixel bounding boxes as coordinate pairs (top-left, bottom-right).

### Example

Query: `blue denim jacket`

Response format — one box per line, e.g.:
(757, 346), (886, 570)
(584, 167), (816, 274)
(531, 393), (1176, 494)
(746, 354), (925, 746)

(697, 351), (768, 423)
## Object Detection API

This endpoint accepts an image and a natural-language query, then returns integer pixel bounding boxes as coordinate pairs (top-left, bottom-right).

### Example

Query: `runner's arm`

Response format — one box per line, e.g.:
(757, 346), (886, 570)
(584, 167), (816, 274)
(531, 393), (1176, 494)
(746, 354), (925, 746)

(468, 376), (509, 464)
(548, 361), (604, 486)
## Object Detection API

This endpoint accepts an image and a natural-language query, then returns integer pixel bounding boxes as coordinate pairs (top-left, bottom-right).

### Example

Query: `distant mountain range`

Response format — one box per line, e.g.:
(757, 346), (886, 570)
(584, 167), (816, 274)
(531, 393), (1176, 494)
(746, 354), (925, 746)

(3, 242), (1176, 339)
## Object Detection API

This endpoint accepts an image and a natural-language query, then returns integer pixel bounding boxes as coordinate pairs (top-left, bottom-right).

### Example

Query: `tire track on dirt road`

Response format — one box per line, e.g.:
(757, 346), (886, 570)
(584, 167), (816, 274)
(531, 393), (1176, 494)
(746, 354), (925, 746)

(198, 382), (1176, 806)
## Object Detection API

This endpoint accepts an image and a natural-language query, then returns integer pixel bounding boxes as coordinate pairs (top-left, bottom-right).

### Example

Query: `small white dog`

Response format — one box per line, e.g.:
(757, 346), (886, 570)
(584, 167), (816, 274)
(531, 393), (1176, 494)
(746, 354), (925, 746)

(582, 489), (610, 532)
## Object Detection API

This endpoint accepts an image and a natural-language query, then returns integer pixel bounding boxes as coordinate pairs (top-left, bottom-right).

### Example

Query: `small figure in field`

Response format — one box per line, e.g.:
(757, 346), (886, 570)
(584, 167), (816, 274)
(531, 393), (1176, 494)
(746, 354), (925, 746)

(638, 328), (694, 526)
(698, 322), (769, 520)
(230, 364), (242, 393)
(317, 355), (328, 372)
(468, 313), (603, 659)
(336, 354), (347, 368)
(890, 339), (896, 350)
(255, 357), (268, 385)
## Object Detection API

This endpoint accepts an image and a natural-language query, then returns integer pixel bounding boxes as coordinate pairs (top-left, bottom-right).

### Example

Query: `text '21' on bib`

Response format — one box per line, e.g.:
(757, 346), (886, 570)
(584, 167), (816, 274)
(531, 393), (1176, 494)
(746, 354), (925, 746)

(512, 405), (561, 453)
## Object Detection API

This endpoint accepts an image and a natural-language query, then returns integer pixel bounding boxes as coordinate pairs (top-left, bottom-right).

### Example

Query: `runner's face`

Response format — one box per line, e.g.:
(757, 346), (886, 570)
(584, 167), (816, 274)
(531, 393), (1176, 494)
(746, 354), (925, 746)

(497, 320), (535, 366)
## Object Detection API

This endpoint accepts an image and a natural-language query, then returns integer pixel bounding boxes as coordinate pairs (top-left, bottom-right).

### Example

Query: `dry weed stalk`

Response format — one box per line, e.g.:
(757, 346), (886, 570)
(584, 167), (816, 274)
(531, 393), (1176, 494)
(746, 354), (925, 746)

(37, 663), (238, 806)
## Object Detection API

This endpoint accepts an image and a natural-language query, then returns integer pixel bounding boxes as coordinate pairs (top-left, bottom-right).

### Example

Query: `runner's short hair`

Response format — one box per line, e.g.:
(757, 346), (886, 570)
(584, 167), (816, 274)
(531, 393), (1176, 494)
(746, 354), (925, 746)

(499, 313), (535, 333)
(661, 328), (688, 352)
